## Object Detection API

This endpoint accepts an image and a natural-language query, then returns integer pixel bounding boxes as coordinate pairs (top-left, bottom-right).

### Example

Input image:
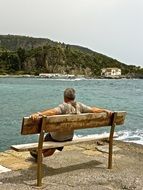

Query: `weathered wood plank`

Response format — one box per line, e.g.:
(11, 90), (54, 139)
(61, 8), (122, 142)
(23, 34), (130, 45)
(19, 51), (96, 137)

(21, 112), (126, 135)
(11, 133), (115, 152)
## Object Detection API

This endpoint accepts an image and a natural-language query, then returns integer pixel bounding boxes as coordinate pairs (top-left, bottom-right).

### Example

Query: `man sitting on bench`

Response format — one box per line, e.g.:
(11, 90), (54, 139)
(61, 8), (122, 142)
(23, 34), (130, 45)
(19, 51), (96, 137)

(30, 88), (112, 159)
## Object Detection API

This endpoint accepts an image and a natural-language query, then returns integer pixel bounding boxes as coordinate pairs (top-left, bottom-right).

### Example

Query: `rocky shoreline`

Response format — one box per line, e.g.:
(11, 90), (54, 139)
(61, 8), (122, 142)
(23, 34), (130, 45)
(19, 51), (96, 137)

(0, 74), (142, 79)
(0, 140), (143, 190)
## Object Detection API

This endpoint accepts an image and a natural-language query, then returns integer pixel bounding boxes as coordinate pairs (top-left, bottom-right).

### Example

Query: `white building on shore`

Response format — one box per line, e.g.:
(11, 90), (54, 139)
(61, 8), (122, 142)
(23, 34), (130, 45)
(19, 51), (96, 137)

(101, 68), (121, 78)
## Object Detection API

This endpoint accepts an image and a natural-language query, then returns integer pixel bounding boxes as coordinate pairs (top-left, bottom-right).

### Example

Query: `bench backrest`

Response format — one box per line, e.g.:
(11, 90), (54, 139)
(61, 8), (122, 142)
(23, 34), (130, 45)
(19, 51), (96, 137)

(21, 111), (126, 135)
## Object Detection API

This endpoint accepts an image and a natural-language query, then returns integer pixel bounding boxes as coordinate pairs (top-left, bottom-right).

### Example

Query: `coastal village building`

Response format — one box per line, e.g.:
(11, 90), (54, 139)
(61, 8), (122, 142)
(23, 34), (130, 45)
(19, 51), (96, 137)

(101, 68), (121, 77)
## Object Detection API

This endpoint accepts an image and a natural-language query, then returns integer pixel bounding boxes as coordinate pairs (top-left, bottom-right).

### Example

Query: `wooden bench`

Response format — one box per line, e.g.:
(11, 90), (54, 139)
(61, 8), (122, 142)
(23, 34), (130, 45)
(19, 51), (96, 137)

(11, 111), (126, 186)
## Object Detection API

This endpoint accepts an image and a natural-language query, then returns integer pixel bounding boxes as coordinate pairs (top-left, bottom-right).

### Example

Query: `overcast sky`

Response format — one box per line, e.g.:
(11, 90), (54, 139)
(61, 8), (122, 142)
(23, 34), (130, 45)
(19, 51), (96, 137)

(0, 0), (143, 67)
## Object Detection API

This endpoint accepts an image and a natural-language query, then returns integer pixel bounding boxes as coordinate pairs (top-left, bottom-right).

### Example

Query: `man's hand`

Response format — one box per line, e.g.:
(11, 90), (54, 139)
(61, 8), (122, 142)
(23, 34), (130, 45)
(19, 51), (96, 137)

(104, 110), (113, 117)
(30, 112), (42, 120)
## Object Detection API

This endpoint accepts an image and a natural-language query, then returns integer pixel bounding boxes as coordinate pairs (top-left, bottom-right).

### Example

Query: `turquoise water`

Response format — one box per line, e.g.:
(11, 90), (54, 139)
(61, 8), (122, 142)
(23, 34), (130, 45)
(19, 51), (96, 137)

(0, 77), (143, 151)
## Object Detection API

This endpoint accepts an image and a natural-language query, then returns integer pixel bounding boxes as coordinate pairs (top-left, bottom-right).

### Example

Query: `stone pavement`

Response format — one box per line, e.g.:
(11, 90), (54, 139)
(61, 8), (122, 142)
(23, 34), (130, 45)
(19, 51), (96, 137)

(0, 141), (143, 190)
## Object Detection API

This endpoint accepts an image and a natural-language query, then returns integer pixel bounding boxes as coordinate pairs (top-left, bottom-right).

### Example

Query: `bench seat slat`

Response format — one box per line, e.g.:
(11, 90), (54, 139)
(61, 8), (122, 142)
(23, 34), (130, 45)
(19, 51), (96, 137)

(11, 133), (116, 152)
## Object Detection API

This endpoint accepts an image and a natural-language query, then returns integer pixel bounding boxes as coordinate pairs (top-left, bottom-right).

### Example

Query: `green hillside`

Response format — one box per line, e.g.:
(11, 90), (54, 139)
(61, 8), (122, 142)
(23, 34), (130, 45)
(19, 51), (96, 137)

(0, 34), (55, 50)
(0, 34), (143, 77)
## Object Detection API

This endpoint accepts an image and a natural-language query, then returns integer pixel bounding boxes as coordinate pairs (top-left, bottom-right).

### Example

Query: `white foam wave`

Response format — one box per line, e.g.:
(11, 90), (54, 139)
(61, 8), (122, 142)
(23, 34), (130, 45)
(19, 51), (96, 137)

(38, 78), (87, 81)
(74, 130), (143, 145)
(116, 130), (143, 145)
(73, 132), (111, 139)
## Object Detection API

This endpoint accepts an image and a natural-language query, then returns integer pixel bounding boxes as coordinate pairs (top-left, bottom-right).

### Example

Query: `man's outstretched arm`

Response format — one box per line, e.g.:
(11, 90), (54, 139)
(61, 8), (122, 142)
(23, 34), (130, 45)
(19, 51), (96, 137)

(30, 108), (60, 120)
(91, 107), (113, 116)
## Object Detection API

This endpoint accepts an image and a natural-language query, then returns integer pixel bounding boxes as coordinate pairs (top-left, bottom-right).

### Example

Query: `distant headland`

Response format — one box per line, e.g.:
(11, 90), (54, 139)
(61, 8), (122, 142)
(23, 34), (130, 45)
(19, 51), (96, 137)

(0, 34), (143, 78)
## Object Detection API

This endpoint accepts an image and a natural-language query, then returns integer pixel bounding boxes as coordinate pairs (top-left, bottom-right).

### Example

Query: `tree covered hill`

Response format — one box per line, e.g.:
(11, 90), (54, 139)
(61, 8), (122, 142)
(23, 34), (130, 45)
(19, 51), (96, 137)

(0, 34), (56, 50)
(0, 34), (143, 77)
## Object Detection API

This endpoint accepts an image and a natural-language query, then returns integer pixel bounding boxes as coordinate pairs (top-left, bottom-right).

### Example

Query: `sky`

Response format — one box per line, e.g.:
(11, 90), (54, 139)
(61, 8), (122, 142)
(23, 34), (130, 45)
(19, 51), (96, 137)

(0, 0), (143, 67)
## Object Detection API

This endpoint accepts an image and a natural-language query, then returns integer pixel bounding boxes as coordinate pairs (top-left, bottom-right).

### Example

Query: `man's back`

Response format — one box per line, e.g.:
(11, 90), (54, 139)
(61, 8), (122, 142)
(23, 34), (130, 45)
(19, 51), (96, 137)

(50, 101), (92, 141)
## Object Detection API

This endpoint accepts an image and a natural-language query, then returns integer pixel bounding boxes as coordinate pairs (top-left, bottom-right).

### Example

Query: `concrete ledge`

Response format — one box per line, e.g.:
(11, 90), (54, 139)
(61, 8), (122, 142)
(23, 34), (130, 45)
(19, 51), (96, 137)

(0, 140), (143, 190)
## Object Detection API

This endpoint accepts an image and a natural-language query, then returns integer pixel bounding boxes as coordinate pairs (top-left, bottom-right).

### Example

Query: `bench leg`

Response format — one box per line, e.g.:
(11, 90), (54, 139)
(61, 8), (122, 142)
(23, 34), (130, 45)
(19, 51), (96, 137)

(108, 124), (115, 169)
(37, 117), (46, 186)
(108, 112), (117, 169)
(37, 148), (43, 186)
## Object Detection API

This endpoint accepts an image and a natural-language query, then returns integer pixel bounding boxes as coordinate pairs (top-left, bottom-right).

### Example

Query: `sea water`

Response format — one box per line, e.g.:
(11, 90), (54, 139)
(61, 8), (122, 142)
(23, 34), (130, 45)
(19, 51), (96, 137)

(0, 77), (143, 151)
